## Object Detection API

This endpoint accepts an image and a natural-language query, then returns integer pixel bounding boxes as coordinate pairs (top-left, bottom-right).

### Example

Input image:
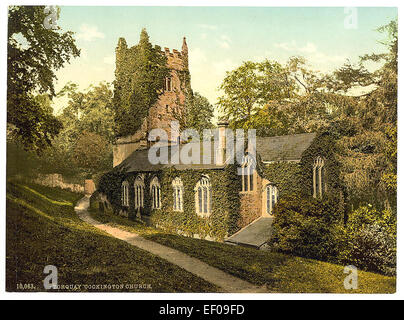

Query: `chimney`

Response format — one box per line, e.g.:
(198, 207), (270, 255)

(216, 118), (229, 165)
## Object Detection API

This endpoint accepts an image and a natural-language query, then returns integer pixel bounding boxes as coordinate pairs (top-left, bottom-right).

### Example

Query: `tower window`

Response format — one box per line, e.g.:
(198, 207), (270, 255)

(164, 77), (173, 91)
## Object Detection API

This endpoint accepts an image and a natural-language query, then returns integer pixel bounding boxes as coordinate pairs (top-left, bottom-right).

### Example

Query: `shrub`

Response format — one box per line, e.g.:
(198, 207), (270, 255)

(269, 195), (343, 262)
(340, 224), (396, 276)
(97, 169), (127, 213)
(338, 205), (396, 276)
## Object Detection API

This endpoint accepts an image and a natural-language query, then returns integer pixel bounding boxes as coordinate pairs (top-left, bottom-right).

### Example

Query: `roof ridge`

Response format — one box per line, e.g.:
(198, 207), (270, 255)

(256, 132), (316, 139)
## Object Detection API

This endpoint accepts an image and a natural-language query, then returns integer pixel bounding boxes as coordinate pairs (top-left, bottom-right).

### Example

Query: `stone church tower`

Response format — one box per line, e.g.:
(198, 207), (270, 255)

(113, 36), (191, 167)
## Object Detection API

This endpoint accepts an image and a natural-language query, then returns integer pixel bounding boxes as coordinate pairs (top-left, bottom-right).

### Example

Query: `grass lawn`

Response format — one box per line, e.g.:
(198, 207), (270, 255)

(90, 208), (396, 293)
(6, 180), (219, 292)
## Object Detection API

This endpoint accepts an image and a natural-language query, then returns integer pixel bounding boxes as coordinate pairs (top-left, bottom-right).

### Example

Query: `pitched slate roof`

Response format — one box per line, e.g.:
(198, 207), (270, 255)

(256, 132), (316, 162)
(117, 142), (225, 173)
(117, 132), (317, 173)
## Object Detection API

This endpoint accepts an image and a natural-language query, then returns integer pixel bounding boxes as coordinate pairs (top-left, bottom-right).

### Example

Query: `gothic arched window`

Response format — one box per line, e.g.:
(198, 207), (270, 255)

(195, 176), (212, 217)
(266, 184), (279, 215)
(121, 180), (129, 207)
(150, 176), (161, 209)
(172, 177), (183, 212)
(313, 156), (326, 198)
(134, 176), (145, 209)
(241, 154), (255, 192)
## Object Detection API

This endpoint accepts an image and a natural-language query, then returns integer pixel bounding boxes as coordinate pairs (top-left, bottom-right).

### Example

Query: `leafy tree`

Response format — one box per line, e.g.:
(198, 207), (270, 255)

(177, 92), (214, 135)
(218, 60), (294, 129)
(329, 20), (397, 209)
(59, 82), (115, 143)
(7, 6), (80, 152)
(219, 57), (334, 134)
(72, 131), (110, 174)
(38, 82), (114, 177)
(337, 205), (396, 275)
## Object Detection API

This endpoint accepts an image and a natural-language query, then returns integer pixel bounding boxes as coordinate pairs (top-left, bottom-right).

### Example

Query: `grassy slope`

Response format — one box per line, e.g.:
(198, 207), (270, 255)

(6, 181), (218, 292)
(90, 209), (396, 293)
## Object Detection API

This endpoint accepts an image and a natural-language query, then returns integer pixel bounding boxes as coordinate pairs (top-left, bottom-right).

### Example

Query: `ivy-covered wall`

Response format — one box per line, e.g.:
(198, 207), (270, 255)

(152, 165), (241, 240)
(260, 132), (344, 217)
(263, 162), (302, 196)
(97, 164), (241, 241)
(299, 132), (346, 218)
(112, 30), (192, 167)
(96, 132), (344, 241)
(113, 29), (170, 138)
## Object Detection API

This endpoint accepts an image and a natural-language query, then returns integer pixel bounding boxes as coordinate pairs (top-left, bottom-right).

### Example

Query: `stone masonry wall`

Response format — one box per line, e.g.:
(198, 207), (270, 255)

(238, 171), (263, 228)
(34, 173), (84, 194)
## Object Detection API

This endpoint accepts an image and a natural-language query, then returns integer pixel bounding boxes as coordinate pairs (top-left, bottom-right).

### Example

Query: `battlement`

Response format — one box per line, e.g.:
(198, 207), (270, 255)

(161, 47), (182, 58)
(117, 36), (188, 70)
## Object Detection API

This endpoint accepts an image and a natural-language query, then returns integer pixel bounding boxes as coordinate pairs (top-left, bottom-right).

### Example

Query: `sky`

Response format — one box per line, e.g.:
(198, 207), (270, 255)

(53, 6), (397, 116)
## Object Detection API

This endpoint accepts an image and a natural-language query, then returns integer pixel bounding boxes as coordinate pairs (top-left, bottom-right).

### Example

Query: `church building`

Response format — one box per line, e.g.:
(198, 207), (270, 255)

(92, 34), (342, 242)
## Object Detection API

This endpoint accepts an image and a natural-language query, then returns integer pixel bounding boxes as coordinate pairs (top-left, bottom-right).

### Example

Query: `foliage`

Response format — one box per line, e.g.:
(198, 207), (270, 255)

(381, 124), (397, 209)
(7, 137), (43, 179)
(329, 20), (397, 209)
(339, 224), (396, 276)
(218, 20), (397, 211)
(72, 131), (111, 174)
(7, 6), (80, 152)
(269, 195), (344, 262)
(270, 194), (396, 276)
(218, 57), (333, 134)
(97, 168), (128, 211)
(300, 133), (345, 203)
(59, 82), (115, 143)
(263, 162), (302, 196)
(35, 82), (114, 178)
(150, 165), (241, 240)
(338, 205), (396, 276)
(178, 92), (214, 135)
(345, 204), (396, 235)
(262, 132), (345, 213)
(218, 60), (295, 129)
(113, 29), (169, 137)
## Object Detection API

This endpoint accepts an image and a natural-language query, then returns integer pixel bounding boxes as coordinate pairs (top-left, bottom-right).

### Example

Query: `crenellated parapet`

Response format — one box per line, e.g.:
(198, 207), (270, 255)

(159, 44), (188, 70)
(112, 32), (192, 167)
